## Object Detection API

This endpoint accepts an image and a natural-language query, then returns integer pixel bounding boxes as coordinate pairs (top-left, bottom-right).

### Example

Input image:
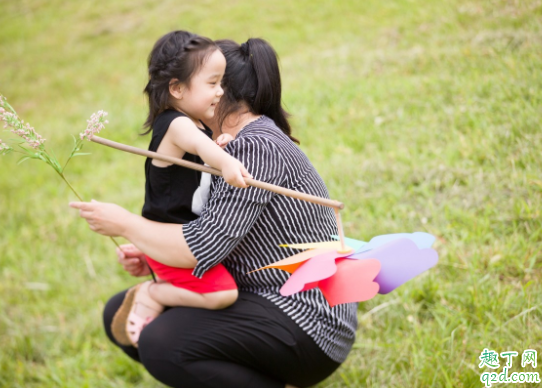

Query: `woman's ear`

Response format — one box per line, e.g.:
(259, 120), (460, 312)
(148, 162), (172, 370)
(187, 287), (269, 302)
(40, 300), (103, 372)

(169, 79), (185, 100)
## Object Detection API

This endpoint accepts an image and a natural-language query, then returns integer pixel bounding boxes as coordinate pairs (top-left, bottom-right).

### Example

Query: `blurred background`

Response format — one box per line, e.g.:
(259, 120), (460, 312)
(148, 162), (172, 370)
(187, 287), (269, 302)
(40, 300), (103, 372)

(1, 0), (541, 387)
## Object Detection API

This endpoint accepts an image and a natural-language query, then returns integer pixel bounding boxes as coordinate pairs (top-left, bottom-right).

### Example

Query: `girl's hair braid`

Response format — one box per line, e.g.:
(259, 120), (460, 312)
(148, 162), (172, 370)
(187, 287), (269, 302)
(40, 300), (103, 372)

(142, 31), (217, 134)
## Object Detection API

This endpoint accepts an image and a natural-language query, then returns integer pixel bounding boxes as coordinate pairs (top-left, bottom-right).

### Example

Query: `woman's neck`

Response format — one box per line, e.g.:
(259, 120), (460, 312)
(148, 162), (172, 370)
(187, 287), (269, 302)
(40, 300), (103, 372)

(220, 111), (262, 138)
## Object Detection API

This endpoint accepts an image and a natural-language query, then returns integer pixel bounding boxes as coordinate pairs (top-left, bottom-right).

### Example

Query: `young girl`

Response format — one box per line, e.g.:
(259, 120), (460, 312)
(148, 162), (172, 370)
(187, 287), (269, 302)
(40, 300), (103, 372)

(111, 31), (251, 347)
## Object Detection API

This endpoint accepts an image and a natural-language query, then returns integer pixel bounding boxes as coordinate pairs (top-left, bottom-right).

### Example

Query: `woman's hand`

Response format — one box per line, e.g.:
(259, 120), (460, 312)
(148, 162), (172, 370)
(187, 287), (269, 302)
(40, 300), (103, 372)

(69, 200), (135, 237)
(221, 155), (252, 188)
(216, 134), (252, 187)
(116, 244), (151, 277)
(216, 133), (234, 149)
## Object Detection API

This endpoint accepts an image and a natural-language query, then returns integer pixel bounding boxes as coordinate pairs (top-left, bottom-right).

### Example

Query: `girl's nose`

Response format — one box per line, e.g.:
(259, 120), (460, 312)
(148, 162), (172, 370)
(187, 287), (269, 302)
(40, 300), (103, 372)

(217, 85), (224, 97)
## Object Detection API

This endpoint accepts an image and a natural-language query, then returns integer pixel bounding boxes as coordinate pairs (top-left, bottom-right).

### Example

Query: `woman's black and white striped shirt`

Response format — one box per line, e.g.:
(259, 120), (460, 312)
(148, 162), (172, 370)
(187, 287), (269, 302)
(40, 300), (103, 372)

(183, 116), (357, 363)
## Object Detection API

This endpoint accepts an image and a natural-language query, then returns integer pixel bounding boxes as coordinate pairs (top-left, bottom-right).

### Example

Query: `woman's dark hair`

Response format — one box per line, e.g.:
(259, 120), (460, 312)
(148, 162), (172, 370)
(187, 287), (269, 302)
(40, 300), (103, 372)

(215, 38), (299, 144)
(142, 30), (217, 134)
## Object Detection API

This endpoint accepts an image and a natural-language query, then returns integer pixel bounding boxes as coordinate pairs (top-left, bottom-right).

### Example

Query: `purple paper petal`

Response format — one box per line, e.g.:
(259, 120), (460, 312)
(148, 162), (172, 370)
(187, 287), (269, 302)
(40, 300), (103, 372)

(349, 238), (438, 294)
(357, 232), (436, 253)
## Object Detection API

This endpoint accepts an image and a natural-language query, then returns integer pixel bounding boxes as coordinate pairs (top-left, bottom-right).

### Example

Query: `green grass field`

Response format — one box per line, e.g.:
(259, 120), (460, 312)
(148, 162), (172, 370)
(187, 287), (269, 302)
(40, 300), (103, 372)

(1, 0), (541, 387)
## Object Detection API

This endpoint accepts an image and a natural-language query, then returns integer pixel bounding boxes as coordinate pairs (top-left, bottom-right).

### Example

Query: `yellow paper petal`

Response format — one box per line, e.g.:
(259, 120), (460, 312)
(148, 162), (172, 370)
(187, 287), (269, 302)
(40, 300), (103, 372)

(249, 248), (336, 274)
(279, 241), (346, 250)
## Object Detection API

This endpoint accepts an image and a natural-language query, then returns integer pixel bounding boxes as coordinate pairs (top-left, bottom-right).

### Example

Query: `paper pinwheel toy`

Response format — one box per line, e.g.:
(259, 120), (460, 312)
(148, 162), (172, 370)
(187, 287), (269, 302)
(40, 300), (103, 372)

(252, 232), (439, 307)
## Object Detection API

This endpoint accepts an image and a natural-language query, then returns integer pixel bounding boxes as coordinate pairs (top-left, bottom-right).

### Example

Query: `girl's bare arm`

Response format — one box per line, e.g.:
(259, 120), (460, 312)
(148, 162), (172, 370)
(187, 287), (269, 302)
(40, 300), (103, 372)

(166, 117), (251, 187)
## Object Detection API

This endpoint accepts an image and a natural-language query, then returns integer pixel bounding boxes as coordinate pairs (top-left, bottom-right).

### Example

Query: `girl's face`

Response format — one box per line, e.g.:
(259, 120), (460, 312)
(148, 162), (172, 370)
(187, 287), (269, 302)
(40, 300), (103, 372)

(173, 49), (226, 124)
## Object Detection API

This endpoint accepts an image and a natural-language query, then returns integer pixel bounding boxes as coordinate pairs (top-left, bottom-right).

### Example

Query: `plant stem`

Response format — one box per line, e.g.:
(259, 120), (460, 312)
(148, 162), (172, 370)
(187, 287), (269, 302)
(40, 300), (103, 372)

(109, 237), (121, 248)
(62, 156), (72, 173)
(109, 236), (121, 248)
(62, 145), (79, 173)
(58, 171), (121, 249)
(58, 171), (83, 201)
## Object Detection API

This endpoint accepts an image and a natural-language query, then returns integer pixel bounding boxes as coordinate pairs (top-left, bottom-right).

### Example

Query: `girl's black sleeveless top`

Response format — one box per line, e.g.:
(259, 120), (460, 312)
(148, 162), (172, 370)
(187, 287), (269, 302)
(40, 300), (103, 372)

(141, 109), (213, 224)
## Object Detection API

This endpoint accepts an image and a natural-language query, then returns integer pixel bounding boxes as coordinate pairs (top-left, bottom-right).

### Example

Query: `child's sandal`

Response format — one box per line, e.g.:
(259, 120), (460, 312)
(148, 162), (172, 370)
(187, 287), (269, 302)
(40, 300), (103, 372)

(111, 284), (159, 347)
(125, 312), (155, 347)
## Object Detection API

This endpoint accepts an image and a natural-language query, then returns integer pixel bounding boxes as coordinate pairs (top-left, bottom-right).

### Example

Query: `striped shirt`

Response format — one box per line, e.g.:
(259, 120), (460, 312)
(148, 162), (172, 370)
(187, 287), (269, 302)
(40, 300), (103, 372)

(183, 116), (357, 363)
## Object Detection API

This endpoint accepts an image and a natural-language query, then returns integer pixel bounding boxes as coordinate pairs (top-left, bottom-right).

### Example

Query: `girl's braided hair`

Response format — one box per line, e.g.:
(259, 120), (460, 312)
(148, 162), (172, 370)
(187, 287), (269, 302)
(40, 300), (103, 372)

(142, 30), (217, 134)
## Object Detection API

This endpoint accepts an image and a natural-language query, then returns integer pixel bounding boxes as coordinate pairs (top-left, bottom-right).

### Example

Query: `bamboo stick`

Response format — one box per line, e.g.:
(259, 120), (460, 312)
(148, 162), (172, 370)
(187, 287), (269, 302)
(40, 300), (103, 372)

(91, 136), (345, 210)
(92, 135), (350, 252)
(334, 209), (352, 254)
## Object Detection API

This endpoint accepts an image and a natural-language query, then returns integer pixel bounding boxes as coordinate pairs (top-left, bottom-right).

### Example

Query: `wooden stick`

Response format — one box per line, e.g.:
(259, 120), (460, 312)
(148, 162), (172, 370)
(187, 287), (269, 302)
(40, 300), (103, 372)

(334, 209), (351, 253)
(91, 136), (345, 210)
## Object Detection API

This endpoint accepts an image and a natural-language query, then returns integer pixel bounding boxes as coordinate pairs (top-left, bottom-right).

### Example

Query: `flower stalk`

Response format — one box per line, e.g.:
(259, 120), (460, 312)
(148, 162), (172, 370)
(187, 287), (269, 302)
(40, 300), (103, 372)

(0, 94), (120, 249)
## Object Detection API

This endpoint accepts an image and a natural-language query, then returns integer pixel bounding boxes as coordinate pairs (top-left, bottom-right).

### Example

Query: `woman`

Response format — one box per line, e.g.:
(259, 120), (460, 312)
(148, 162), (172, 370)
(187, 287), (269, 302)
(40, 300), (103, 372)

(71, 38), (357, 388)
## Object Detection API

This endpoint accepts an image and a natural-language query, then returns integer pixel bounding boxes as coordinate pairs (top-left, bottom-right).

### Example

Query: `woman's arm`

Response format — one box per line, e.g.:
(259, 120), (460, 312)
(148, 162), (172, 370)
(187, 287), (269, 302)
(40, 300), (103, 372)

(69, 200), (197, 268)
(183, 136), (286, 277)
(69, 135), (284, 273)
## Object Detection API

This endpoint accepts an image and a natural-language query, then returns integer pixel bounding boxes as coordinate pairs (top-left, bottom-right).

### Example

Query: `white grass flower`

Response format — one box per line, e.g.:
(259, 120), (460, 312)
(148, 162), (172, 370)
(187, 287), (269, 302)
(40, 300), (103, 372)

(80, 110), (109, 141)
(0, 93), (122, 254)
(0, 138), (12, 154)
(0, 99), (45, 149)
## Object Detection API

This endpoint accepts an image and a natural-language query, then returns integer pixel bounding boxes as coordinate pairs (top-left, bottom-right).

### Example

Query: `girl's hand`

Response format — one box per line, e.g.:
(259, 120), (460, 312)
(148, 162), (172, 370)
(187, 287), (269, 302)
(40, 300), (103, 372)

(221, 156), (252, 188)
(116, 244), (151, 277)
(69, 200), (134, 237)
(216, 133), (234, 149)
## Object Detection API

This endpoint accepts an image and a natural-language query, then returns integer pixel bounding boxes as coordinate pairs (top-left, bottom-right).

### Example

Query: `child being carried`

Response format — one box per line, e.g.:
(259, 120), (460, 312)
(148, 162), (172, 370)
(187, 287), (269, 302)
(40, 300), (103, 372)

(111, 30), (251, 348)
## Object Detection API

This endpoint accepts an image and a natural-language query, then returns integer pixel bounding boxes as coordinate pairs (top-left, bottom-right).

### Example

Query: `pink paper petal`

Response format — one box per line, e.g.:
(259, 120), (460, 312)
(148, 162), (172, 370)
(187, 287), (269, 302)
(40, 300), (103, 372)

(279, 251), (347, 296)
(300, 281), (320, 292)
(319, 258), (381, 307)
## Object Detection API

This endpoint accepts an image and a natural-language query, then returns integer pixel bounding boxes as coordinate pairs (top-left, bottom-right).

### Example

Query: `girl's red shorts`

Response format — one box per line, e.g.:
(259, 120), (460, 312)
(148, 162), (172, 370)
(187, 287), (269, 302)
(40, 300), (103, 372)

(145, 255), (237, 293)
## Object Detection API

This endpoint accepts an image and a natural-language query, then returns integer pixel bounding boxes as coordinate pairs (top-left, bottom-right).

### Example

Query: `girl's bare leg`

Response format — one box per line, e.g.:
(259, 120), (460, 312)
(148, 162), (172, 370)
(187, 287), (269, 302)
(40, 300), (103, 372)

(130, 281), (164, 320)
(119, 281), (236, 347)
(145, 281), (238, 310)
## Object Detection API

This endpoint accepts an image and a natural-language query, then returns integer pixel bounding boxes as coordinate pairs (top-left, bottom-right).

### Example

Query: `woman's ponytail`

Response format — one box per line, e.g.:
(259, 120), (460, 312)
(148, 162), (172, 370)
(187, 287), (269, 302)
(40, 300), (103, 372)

(216, 38), (299, 144)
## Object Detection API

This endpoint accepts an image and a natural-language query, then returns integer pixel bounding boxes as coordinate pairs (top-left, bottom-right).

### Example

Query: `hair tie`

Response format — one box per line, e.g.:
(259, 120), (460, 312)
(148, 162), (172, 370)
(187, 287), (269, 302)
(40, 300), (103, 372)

(240, 42), (249, 57)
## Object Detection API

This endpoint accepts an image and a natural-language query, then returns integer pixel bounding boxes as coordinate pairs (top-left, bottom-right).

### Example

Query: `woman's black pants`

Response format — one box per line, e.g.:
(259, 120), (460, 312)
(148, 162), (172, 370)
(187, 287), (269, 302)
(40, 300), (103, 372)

(103, 290), (341, 388)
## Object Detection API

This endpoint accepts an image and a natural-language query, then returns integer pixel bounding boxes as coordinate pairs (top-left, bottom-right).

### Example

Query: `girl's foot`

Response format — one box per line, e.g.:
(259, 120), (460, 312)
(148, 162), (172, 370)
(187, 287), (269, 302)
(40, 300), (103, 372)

(111, 281), (164, 347)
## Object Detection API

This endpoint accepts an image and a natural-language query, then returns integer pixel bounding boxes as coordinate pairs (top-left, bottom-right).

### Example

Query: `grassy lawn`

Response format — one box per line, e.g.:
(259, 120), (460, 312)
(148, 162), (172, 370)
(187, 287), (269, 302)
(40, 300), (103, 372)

(1, 0), (541, 387)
